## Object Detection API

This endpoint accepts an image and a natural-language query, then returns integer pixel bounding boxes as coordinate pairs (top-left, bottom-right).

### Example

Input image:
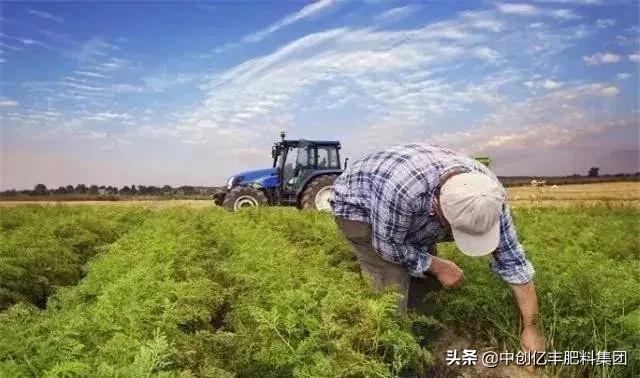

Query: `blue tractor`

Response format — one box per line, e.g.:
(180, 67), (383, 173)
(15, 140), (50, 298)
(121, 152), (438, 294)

(214, 132), (345, 211)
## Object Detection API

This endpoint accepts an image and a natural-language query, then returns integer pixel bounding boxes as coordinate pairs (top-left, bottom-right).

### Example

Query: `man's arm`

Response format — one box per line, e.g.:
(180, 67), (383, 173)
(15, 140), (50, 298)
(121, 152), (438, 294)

(492, 205), (544, 352)
(511, 282), (544, 352)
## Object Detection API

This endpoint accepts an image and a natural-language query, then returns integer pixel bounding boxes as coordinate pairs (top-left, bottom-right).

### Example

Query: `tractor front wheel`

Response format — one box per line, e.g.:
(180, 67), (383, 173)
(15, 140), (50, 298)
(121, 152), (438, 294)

(222, 186), (268, 211)
(300, 175), (338, 211)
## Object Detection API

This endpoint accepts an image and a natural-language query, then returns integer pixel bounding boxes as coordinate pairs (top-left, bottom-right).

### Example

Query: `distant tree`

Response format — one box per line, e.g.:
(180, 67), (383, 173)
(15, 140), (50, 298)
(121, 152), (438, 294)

(1, 189), (17, 197)
(56, 186), (68, 194)
(88, 185), (99, 195)
(75, 184), (88, 194)
(181, 186), (195, 195)
(120, 186), (131, 195)
(588, 167), (600, 177)
(162, 185), (172, 196)
(66, 185), (74, 193)
(33, 184), (48, 195)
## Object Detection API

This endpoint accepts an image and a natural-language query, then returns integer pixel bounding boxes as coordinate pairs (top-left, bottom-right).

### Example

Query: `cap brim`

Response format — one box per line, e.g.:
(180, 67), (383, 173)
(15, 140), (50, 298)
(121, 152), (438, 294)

(451, 220), (500, 257)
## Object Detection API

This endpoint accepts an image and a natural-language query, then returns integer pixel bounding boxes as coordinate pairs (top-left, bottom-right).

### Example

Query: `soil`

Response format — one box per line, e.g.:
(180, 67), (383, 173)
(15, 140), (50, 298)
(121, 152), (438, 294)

(428, 329), (547, 378)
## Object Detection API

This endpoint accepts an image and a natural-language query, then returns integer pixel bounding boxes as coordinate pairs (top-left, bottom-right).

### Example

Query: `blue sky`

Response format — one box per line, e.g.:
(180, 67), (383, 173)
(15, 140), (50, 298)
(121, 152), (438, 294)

(1, 0), (638, 189)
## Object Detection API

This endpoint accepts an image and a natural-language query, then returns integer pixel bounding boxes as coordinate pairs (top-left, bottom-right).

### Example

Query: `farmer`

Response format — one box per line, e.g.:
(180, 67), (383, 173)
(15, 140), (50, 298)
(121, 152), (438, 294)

(330, 144), (544, 353)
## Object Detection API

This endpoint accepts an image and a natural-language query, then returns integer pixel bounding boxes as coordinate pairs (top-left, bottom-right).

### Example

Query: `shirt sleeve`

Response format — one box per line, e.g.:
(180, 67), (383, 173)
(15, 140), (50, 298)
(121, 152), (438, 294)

(490, 204), (535, 285)
(369, 184), (433, 278)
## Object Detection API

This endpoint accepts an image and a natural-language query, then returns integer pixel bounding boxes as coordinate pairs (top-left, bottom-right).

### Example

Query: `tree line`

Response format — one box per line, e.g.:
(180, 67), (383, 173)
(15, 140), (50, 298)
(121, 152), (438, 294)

(0, 184), (223, 197)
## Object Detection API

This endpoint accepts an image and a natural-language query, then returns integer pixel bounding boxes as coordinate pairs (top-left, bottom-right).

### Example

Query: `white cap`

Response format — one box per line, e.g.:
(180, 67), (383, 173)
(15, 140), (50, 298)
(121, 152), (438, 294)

(439, 172), (505, 257)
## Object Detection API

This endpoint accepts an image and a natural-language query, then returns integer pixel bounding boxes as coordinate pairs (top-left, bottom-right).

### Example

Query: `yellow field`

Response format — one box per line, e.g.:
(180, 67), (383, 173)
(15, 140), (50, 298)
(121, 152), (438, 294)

(507, 181), (640, 208)
(1, 182), (639, 209)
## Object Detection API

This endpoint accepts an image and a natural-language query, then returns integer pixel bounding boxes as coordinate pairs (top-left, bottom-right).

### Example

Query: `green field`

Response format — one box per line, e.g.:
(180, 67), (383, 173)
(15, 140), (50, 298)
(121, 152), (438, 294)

(0, 205), (638, 377)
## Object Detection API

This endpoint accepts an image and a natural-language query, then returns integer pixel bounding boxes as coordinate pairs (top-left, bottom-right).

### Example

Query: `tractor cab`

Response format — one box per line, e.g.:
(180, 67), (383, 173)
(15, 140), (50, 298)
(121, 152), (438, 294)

(272, 137), (342, 202)
(217, 132), (344, 211)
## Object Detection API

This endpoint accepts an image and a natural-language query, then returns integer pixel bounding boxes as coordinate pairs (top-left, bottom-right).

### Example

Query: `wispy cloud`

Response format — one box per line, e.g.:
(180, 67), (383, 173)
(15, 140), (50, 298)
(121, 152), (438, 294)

(533, 0), (601, 4)
(0, 41), (25, 51)
(429, 83), (623, 153)
(143, 73), (195, 91)
(375, 5), (421, 23)
(241, 0), (337, 43)
(497, 3), (540, 16)
(596, 18), (616, 29)
(84, 112), (131, 122)
(549, 8), (581, 20)
(0, 99), (19, 107)
(629, 52), (640, 63)
(583, 51), (622, 65)
(524, 77), (564, 90)
(75, 37), (119, 62)
(26, 8), (63, 24)
(75, 70), (112, 79)
(171, 6), (596, 150)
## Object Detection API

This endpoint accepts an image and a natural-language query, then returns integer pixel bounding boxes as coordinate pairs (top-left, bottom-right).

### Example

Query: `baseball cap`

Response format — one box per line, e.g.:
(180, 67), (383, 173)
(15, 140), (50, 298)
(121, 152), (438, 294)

(439, 172), (505, 257)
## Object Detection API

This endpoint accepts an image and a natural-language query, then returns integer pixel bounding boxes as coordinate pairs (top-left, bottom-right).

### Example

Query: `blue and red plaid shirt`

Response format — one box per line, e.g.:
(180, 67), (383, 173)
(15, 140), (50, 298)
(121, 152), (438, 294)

(331, 144), (534, 284)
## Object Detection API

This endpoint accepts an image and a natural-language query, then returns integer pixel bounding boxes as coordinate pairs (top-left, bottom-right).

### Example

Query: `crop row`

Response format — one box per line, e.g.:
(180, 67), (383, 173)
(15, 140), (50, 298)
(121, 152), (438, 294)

(0, 207), (429, 377)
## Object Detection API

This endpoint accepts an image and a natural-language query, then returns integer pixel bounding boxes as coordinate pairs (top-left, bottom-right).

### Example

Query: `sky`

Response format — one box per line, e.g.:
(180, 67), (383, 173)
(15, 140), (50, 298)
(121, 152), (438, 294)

(0, 0), (638, 190)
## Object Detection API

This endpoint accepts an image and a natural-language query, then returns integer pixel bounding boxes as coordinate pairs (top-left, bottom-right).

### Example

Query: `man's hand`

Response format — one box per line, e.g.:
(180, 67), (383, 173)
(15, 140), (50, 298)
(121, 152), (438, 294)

(520, 325), (545, 353)
(428, 256), (465, 288)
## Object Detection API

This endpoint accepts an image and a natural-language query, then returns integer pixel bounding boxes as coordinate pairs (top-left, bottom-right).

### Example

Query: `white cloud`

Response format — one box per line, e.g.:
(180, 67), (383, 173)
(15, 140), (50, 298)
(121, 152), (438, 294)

(497, 3), (539, 16)
(550, 9), (581, 20)
(596, 18), (616, 29)
(542, 79), (563, 89)
(84, 112), (131, 121)
(583, 52), (621, 65)
(75, 37), (119, 62)
(75, 70), (111, 79)
(473, 46), (500, 62)
(376, 5), (421, 23)
(429, 83), (623, 153)
(143, 73), (195, 91)
(26, 8), (63, 23)
(600, 85), (620, 97)
(0, 41), (24, 51)
(0, 58), (5, 63)
(615, 73), (631, 80)
(629, 52), (640, 63)
(166, 6), (596, 149)
(17, 38), (53, 49)
(0, 99), (18, 107)
(242, 0), (336, 43)
(524, 77), (563, 90)
(533, 0), (601, 4)
(110, 84), (146, 93)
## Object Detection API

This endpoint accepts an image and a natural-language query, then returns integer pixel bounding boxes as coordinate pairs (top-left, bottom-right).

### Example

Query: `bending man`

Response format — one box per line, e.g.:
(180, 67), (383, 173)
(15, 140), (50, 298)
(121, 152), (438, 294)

(330, 144), (544, 352)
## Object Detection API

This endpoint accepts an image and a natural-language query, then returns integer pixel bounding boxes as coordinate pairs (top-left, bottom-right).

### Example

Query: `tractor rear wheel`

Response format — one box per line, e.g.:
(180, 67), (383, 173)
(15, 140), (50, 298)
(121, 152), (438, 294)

(300, 175), (338, 211)
(222, 186), (268, 211)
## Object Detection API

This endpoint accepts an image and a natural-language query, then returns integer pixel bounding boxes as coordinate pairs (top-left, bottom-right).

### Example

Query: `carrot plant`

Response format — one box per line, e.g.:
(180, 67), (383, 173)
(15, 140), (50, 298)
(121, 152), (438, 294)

(0, 205), (636, 377)
(0, 205), (149, 309)
(436, 207), (639, 377)
(0, 207), (431, 377)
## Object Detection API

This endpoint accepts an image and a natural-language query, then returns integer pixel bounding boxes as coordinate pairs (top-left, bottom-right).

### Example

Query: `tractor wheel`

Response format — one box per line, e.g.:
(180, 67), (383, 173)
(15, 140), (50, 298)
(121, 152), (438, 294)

(300, 175), (338, 211)
(222, 186), (268, 211)
(213, 191), (226, 206)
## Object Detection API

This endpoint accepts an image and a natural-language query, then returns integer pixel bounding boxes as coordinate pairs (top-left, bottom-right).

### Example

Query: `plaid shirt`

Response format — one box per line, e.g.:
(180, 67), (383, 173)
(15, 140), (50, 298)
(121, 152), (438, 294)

(331, 144), (534, 284)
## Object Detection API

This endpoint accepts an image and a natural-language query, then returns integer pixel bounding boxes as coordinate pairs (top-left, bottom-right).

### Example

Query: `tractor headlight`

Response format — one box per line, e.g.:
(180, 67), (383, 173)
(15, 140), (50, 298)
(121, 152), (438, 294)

(226, 176), (236, 189)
